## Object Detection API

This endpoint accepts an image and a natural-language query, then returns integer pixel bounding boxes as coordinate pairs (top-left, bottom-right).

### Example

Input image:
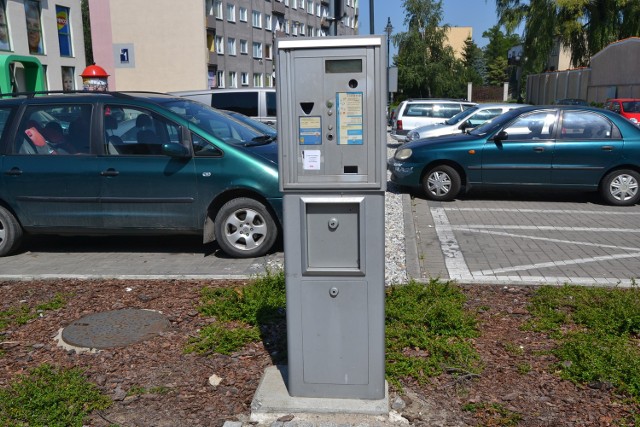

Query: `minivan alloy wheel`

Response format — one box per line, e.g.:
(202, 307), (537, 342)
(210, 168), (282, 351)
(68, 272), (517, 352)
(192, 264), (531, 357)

(214, 197), (277, 258)
(422, 165), (461, 201)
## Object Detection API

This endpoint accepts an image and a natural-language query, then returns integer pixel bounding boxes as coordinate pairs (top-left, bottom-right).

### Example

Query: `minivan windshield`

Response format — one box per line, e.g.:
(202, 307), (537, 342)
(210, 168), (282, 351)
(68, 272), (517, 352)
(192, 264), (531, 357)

(444, 106), (478, 125)
(159, 99), (274, 146)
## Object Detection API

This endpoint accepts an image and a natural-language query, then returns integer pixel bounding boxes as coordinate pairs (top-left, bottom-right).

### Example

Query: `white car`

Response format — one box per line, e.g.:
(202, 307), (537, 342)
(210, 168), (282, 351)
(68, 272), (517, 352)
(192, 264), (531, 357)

(391, 99), (477, 142)
(405, 103), (529, 142)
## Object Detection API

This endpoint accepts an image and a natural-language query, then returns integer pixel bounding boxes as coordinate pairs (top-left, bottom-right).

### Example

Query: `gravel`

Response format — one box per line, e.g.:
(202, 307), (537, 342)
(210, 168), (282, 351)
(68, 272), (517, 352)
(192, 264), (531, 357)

(385, 133), (409, 286)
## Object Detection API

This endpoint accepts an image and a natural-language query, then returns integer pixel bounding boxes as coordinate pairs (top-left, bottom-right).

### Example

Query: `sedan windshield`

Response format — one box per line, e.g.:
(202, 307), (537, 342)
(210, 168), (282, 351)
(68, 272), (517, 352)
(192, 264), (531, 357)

(158, 99), (273, 146)
(468, 108), (524, 137)
(444, 106), (478, 125)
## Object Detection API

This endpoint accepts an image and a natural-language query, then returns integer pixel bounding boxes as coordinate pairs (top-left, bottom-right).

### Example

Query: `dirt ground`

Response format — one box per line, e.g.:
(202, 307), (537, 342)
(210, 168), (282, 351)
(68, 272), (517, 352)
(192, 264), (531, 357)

(0, 279), (638, 426)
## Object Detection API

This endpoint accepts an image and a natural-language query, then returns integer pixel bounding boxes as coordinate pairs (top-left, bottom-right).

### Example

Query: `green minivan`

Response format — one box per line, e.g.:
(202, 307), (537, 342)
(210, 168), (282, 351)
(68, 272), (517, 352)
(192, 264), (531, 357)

(0, 91), (282, 258)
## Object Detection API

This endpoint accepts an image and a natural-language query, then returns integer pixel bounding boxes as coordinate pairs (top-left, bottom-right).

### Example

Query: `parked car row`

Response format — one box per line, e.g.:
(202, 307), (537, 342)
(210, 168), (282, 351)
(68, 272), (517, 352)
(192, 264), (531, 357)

(2, 91), (640, 259)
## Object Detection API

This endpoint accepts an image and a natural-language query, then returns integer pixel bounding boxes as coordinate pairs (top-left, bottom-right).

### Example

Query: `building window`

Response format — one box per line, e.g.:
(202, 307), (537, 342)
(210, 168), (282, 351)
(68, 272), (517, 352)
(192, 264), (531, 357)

(316, 3), (321, 16)
(215, 35), (224, 54)
(227, 37), (236, 55)
(61, 66), (74, 91)
(226, 4), (235, 22)
(265, 14), (271, 31)
(300, 23), (305, 35)
(241, 72), (249, 86)
(239, 7), (247, 22)
(252, 42), (262, 59)
(214, 1), (223, 19)
(240, 39), (248, 54)
(25, 0), (43, 54)
(252, 10), (261, 28)
(55, 5), (72, 57)
(228, 71), (237, 88)
(285, 19), (290, 34)
(265, 73), (273, 88)
(217, 70), (225, 88)
(0, 0), (11, 51)
(253, 73), (263, 87)
(265, 44), (272, 60)
(298, 0), (304, 9)
(284, 0), (289, 7)
(307, 0), (313, 13)
(208, 68), (215, 88)
(292, 21), (298, 36)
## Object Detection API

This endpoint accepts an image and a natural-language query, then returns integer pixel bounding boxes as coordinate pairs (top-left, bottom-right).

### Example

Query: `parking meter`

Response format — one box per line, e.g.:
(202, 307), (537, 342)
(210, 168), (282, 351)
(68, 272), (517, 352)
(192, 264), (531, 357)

(276, 36), (386, 399)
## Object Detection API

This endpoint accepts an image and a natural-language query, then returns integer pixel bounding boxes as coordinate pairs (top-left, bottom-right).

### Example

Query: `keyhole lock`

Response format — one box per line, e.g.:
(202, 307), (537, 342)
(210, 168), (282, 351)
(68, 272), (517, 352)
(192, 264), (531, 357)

(329, 287), (339, 298)
(328, 217), (339, 230)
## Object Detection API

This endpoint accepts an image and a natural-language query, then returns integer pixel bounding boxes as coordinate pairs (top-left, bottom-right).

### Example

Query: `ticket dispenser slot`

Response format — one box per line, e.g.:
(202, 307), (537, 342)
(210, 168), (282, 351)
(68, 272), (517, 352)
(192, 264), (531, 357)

(276, 36), (387, 401)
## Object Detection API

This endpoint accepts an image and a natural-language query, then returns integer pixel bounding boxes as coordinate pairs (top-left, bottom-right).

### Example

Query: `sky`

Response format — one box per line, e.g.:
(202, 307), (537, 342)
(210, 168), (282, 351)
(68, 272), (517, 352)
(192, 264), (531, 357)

(358, 0), (507, 56)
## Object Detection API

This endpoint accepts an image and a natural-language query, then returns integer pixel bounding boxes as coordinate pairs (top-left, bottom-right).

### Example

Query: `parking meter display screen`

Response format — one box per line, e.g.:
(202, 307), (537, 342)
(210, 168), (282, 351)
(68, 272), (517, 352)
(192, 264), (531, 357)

(325, 59), (362, 73)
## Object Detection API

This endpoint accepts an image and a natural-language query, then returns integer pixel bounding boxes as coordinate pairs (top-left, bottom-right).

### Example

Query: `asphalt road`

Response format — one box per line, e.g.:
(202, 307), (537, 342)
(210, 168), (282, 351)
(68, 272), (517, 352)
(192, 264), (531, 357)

(1, 189), (639, 287)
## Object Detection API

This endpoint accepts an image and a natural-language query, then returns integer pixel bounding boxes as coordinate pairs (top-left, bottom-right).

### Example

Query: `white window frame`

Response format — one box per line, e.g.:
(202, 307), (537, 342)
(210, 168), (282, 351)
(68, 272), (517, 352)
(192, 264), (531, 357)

(216, 70), (225, 88)
(228, 71), (237, 88)
(226, 4), (235, 22)
(241, 72), (249, 86)
(227, 37), (236, 55)
(265, 14), (272, 31)
(252, 10), (262, 28)
(307, 0), (313, 14)
(265, 44), (272, 60)
(215, 35), (224, 54)
(240, 39), (248, 54)
(253, 73), (263, 88)
(239, 7), (247, 22)
(252, 42), (262, 59)
(214, 0), (223, 19)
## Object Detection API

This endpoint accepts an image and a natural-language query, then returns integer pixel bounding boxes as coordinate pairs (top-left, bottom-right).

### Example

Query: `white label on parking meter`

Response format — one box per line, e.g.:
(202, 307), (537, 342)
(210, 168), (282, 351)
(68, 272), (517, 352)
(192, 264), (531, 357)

(336, 92), (363, 145)
(302, 150), (321, 170)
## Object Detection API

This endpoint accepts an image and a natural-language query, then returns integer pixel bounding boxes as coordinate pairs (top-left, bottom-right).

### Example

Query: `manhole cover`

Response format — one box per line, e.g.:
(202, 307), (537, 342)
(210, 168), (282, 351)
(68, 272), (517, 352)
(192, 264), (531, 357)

(61, 309), (171, 349)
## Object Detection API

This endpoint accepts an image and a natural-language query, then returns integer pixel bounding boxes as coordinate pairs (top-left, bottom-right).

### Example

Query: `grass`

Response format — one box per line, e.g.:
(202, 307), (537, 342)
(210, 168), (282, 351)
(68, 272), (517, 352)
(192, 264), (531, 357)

(187, 273), (481, 388)
(0, 364), (111, 427)
(526, 284), (640, 403)
(185, 269), (286, 356)
(0, 293), (68, 334)
(462, 402), (522, 426)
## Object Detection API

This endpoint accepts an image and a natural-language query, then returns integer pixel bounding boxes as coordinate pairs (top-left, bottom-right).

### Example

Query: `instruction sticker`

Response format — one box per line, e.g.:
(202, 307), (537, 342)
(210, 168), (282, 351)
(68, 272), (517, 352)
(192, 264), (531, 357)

(336, 92), (363, 145)
(299, 116), (322, 145)
(302, 150), (321, 170)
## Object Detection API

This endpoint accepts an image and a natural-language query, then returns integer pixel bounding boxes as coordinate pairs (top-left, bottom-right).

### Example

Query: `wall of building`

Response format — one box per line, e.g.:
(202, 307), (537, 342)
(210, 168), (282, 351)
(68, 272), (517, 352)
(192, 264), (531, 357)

(444, 26), (471, 60)
(89, 0), (207, 92)
(526, 38), (640, 104)
(2, 0), (86, 91)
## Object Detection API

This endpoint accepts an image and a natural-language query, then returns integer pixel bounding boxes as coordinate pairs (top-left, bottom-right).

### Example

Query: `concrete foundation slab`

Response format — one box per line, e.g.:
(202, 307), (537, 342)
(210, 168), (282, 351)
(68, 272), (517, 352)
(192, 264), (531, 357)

(250, 366), (389, 423)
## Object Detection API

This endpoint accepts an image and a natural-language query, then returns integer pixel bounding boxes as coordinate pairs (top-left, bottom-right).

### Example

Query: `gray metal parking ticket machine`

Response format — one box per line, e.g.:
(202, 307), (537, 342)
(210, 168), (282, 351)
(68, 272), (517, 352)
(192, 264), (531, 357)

(276, 36), (387, 400)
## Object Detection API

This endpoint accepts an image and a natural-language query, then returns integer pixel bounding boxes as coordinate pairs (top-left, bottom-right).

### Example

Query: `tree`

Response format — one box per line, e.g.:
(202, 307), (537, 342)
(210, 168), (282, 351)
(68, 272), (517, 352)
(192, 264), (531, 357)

(462, 37), (485, 86)
(394, 0), (467, 99)
(495, 0), (640, 73)
(482, 25), (521, 86)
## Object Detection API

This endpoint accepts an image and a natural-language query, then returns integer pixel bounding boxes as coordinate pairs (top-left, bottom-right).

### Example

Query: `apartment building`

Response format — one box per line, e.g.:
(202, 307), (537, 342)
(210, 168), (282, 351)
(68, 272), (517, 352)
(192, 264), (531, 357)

(89, 0), (359, 92)
(0, 0), (86, 91)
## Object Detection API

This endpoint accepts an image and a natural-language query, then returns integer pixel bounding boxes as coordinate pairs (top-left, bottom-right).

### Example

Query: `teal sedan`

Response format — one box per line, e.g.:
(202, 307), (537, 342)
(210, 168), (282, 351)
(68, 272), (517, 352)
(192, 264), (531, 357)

(389, 106), (640, 206)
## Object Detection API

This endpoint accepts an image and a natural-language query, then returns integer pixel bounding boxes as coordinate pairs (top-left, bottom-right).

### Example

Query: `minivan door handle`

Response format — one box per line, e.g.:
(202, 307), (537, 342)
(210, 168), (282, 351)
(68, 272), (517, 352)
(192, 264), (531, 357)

(100, 168), (119, 177)
(533, 146), (545, 153)
(601, 145), (614, 151)
(4, 167), (23, 176)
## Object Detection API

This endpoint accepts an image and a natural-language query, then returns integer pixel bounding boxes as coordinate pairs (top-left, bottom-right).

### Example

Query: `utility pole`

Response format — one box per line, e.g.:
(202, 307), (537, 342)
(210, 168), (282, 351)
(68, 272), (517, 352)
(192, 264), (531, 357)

(369, 0), (374, 34)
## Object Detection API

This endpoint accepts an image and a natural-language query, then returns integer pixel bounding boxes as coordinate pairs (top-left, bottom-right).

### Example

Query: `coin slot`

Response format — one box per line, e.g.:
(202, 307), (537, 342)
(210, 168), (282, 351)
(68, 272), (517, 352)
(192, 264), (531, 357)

(300, 102), (314, 115)
(344, 166), (358, 174)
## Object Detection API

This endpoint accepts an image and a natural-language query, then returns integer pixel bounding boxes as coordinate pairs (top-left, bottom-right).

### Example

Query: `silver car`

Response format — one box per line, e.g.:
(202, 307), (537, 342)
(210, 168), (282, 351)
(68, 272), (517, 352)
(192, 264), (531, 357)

(405, 103), (529, 142)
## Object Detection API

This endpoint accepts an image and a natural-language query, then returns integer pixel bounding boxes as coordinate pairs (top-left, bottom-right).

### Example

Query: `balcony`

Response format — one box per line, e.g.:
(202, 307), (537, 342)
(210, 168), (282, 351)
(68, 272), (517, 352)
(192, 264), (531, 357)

(320, 17), (330, 28)
(206, 15), (217, 28)
(208, 51), (218, 66)
(272, 1), (286, 15)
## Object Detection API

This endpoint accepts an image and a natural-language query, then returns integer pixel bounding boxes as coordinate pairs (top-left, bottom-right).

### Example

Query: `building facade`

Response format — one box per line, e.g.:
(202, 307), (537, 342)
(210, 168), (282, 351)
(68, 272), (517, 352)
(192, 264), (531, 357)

(89, 0), (359, 92)
(0, 0), (86, 91)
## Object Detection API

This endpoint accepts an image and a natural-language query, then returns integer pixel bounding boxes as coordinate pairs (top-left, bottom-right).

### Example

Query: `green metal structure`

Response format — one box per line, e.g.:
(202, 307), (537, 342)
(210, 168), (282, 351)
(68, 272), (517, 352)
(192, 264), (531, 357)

(0, 54), (45, 94)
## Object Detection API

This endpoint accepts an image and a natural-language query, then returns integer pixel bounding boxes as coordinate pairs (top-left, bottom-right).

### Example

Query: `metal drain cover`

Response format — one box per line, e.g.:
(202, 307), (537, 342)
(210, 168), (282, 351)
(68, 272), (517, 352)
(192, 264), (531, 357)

(61, 309), (171, 349)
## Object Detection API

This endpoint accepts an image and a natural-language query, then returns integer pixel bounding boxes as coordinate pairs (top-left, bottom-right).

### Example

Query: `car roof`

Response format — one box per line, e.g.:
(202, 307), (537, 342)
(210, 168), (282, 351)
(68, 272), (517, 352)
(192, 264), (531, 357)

(0, 90), (182, 104)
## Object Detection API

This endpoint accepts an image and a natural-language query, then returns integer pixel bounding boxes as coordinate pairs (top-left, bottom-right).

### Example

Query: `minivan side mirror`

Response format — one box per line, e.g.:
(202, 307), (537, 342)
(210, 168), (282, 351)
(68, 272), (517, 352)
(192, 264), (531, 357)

(162, 143), (190, 158)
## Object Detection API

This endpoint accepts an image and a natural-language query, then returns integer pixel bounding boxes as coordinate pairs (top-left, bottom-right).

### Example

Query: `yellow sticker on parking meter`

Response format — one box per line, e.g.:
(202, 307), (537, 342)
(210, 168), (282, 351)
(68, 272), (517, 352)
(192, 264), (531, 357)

(336, 92), (363, 145)
(299, 116), (322, 145)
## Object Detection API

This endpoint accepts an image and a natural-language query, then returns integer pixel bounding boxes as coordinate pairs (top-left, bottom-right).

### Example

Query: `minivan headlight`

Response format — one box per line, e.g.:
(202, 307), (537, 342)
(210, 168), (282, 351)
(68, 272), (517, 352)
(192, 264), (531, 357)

(406, 131), (418, 141)
(394, 148), (413, 160)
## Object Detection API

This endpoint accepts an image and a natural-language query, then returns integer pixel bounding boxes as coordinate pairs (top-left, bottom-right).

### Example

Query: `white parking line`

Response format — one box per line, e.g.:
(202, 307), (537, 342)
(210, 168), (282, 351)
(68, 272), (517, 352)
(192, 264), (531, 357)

(445, 207), (640, 216)
(431, 207), (639, 287)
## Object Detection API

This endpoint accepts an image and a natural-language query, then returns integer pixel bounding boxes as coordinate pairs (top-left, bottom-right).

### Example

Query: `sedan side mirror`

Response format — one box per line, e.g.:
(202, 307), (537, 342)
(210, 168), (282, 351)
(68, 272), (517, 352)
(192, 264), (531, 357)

(494, 130), (508, 142)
